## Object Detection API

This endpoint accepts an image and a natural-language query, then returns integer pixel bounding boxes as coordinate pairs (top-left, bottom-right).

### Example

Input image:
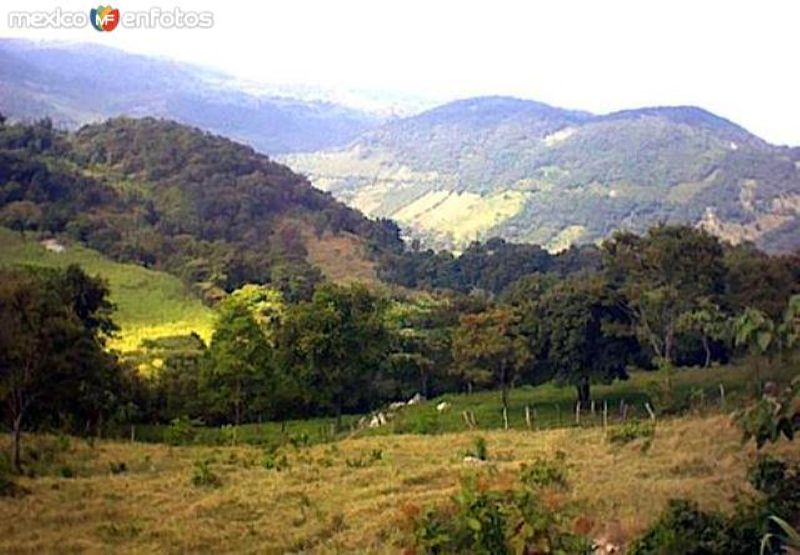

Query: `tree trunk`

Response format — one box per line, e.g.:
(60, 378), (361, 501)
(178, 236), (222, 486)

(664, 326), (675, 365)
(576, 377), (591, 410)
(335, 399), (343, 431)
(702, 336), (711, 368)
(11, 415), (22, 473)
(500, 364), (509, 414)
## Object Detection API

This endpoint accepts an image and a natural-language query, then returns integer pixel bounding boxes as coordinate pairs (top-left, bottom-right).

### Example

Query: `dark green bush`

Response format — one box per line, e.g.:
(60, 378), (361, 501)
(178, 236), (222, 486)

(164, 416), (199, 446)
(748, 455), (800, 516)
(630, 457), (800, 554)
(414, 464), (590, 554)
(735, 377), (799, 449)
(628, 499), (730, 554)
(416, 478), (508, 555)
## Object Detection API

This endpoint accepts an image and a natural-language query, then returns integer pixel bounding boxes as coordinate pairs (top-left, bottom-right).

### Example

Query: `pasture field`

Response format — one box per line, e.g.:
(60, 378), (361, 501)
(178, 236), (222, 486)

(129, 360), (798, 446)
(0, 229), (215, 352)
(1, 414), (798, 554)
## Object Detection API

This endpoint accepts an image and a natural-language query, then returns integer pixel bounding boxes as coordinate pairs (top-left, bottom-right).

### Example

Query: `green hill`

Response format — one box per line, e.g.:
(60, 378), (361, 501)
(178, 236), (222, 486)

(286, 97), (800, 253)
(0, 117), (402, 302)
(0, 228), (214, 352)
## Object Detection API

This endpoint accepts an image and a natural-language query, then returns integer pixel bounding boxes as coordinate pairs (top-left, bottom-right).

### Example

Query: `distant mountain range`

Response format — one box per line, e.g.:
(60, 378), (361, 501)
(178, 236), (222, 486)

(2, 39), (798, 253)
(287, 97), (800, 253)
(0, 39), (384, 154)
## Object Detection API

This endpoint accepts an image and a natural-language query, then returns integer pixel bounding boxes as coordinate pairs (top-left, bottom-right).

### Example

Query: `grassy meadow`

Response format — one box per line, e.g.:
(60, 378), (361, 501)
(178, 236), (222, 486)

(0, 228), (215, 352)
(127, 360), (797, 447)
(1, 414), (798, 554)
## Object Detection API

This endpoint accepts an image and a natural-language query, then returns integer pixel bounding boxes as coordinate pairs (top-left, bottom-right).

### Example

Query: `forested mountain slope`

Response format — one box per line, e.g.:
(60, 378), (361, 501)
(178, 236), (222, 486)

(0, 116), (403, 302)
(287, 97), (800, 252)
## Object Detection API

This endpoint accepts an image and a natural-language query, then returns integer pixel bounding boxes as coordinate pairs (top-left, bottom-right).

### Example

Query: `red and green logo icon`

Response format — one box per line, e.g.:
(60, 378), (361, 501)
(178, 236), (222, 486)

(90, 5), (119, 32)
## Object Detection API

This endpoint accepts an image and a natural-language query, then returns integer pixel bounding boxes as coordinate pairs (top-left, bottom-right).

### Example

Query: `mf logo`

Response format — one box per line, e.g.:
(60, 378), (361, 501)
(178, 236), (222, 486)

(90, 5), (119, 31)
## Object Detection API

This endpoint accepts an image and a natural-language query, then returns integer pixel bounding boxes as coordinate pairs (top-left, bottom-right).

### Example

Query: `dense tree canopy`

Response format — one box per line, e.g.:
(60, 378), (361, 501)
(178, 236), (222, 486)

(0, 265), (125, 470)
(603, 225), (727, 366)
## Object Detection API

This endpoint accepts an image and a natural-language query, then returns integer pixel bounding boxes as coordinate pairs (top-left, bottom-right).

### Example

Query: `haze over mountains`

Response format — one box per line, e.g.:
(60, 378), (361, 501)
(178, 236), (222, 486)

(0, 39), (383, 153)
(2, 39), (798, 253)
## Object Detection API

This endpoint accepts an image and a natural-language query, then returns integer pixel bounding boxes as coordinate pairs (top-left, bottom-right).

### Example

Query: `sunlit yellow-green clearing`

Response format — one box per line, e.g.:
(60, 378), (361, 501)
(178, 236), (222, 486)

(1, 414), (798, 554)
(0, 228), (215, 352)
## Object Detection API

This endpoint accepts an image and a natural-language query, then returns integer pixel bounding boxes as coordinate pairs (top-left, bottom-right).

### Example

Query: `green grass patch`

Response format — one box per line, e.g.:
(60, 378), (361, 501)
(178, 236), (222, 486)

(129, 359), (798, 446)
(0, 228), (215, 352)
(383, 361), (797, 435)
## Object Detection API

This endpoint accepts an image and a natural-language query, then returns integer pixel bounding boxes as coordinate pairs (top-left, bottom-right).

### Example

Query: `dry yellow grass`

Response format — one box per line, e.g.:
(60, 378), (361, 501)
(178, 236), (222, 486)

(1, 414), (798, 554)
(302, 230), (379, 286)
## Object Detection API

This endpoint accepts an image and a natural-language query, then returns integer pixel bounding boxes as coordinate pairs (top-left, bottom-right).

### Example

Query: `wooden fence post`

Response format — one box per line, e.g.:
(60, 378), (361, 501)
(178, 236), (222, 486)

(602, 401), (608, 434)
(462, 411), (473, 430)
(525, 405), (532, 431)
(575, 403), (581, 426)
(719, 383), (726, 410)
(502, 407), (509, 430)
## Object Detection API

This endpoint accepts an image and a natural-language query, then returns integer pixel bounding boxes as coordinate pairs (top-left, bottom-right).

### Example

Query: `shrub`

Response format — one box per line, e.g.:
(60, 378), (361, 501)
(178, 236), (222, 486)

(414, 470), (589, 554)
(608, 420), (655, 448)
(288, 432), (310, 449)
(164, 416), (198, 446)
(219, 424), (237, 446)
(735, 377), (799, 449)
(628, 499), (730, 554)
(747, 455), (800, 516)
(630, 457), (800, 554)
(190, 459), (220, 487)
(511, 486), (589, 554)
(262, 451), (289, 472)
(465, 436), (488, 461)
(416, 478), (508, 555)
(519, 451), (569, 490)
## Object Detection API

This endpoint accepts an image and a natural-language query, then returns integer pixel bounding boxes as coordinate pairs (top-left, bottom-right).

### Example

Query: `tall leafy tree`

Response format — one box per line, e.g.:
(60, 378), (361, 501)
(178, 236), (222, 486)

(0, 265), (120, 471)
(451, 307), (530, 414)
(529, 275), (635, 408)
(603, 225), (727, 366)
(203, 287), (282, 426)
(277, 283), (390, 427)
(676, 298), (729, 367)
(384, 294), (458, 399)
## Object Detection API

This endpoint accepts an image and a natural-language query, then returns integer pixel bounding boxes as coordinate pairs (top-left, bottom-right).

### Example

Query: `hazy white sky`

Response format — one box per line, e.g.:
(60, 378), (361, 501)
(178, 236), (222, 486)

(2, 0), (799, 144)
